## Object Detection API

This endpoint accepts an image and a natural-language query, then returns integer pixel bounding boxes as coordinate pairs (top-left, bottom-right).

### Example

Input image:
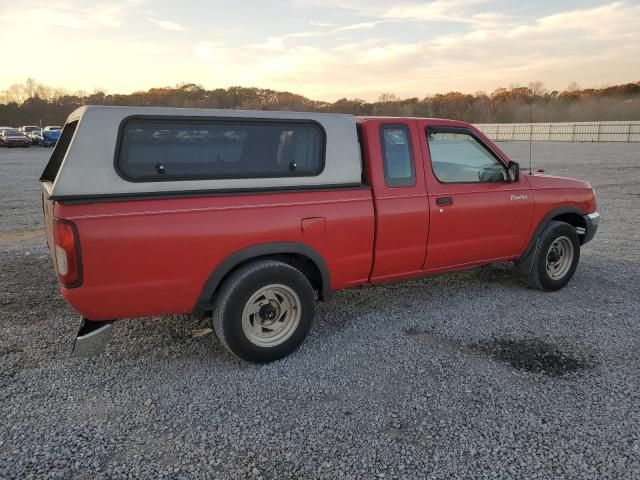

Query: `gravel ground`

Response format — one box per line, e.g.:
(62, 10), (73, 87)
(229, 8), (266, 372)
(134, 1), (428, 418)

(1, 143), (639, 479)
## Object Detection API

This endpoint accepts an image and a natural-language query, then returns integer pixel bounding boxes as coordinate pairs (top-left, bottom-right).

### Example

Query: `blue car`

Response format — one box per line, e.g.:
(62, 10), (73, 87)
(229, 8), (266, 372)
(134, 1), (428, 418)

(41, 126), (62, 147)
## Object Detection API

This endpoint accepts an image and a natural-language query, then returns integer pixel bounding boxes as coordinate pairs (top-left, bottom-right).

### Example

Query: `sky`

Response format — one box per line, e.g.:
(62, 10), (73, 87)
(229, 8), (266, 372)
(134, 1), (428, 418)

(0, 0), (639, 101)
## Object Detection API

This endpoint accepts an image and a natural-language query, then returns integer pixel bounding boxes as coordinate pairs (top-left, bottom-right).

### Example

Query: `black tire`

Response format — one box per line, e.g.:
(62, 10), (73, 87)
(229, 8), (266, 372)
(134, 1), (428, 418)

(212, 260), (316, 363)
(526, 221), (580, 291)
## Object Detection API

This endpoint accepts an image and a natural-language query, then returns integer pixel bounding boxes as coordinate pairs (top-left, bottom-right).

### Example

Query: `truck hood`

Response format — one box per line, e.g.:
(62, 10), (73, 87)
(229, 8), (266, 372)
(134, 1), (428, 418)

(525, 173), (592, 190)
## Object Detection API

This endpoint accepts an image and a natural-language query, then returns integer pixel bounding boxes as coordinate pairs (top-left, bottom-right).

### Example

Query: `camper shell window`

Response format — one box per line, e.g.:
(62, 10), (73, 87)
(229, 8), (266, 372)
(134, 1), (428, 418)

(116, 117), (326, 182)
(40, 121), (78, 183)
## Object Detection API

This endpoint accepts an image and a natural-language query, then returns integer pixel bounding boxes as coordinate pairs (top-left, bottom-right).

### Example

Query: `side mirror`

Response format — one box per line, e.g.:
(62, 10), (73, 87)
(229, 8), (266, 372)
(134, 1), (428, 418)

(508, 161), (520, 182)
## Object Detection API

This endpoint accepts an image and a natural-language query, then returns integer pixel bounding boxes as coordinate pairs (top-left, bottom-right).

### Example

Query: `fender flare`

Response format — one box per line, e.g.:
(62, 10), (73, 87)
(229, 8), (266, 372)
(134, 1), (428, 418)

(516, 206), (583, 270)
(193, 242), (331, 318)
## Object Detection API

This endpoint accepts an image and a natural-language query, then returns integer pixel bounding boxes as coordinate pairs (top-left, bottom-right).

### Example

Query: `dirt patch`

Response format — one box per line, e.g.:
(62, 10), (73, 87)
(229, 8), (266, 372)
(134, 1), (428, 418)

(472, 338), (593, 377)
(406, 328), (593, 377)
(0, 228), (45, 245)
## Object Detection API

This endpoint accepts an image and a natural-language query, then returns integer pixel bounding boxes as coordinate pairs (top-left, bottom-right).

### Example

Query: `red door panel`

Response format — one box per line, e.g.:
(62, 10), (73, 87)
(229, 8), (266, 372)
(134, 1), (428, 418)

(360, 119), (429, 281)
(371, 195), (430, 279)
(417, 121), (533, 271)
(425, 184), (533, 269)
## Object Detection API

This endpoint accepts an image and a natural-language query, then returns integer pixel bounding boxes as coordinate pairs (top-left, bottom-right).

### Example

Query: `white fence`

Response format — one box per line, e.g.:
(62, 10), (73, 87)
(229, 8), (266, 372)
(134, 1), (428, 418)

(475, 121), (640, 142)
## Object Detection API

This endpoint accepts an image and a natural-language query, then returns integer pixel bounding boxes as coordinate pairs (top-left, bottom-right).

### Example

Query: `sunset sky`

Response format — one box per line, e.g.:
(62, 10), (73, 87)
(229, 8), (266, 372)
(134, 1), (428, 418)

(1, 0), (639, 101)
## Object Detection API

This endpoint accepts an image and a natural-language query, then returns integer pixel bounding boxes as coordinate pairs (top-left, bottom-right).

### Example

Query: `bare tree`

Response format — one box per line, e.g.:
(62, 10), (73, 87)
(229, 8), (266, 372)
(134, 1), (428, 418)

(567, 81), (580, 92)
(528, 80), (547, 96)
(25, 78), (39, 99)
(378, 93), (399, 103)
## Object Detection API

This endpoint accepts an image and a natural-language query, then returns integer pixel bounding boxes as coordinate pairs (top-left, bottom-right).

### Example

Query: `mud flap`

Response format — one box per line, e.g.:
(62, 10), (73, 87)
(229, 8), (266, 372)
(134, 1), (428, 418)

(72, 318), (113, 357)
(515, 238), (540, 275)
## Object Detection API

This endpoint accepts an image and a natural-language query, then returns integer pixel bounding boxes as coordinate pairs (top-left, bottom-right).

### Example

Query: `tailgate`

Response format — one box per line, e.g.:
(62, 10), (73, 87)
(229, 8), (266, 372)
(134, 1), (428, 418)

(42, 183), (55, 255)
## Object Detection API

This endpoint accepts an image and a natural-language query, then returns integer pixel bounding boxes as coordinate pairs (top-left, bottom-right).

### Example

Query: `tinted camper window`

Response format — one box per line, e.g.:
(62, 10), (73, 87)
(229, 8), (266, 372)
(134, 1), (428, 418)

(40, 121), (78, 182)
(117, 118), (325, 181)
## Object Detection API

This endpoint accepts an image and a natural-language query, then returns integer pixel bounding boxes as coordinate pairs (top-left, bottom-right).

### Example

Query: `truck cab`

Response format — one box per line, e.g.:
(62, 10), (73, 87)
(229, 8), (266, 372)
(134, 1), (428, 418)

(358, 117), (596, 285)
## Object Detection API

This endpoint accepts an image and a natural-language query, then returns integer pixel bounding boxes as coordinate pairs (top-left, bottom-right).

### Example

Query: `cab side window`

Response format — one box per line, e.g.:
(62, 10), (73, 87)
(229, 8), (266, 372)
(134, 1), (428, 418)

(380, 124), (416, 187)
(427, 130), (507, 183)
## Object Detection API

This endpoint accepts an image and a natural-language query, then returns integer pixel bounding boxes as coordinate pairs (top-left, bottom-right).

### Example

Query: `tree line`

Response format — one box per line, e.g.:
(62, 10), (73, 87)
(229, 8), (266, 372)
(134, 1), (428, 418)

(1, 78), (639, 127)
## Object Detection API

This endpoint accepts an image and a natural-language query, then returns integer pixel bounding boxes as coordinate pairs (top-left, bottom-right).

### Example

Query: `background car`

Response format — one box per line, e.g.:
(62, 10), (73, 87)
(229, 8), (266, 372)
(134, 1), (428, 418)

(19, 125), (40, 135)
(0, 129), (30, 147)
(41, 126), (62, 147)
(27, 129), (43, 145)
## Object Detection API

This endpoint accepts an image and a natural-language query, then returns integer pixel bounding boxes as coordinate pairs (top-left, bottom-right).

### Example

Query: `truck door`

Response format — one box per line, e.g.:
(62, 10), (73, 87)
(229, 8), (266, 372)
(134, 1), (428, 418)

(361, 120), (429, 282)
(418, 124), (533, 271)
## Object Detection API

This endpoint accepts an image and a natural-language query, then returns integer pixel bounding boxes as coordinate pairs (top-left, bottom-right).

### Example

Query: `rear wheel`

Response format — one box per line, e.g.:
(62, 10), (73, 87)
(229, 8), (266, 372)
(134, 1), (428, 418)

(212, 260), (316, 362)
(526, 221), (580, 291)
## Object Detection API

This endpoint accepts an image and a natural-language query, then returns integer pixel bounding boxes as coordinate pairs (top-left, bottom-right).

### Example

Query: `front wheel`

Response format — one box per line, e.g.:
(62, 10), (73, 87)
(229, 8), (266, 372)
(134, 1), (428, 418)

(212, 260), (316, 362)
(526, 221), (581, 291)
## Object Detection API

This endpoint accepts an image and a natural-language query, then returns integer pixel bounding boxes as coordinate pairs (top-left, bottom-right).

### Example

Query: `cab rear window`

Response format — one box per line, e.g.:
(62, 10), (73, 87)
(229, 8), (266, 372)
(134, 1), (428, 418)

(116, 118), (325, 182)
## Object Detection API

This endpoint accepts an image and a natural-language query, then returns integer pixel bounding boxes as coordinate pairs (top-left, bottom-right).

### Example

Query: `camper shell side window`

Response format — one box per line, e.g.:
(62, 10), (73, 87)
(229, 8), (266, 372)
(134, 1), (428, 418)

(115, 117), (326, 182)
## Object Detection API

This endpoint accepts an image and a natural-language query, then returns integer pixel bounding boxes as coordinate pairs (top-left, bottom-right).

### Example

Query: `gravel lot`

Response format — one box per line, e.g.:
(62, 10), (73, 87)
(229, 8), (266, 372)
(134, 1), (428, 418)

(1, 143), (639, 479)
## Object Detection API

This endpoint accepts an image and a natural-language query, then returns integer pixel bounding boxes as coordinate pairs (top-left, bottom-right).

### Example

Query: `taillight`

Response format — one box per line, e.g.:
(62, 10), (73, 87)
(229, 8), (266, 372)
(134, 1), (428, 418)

(53, 219), (82, 287)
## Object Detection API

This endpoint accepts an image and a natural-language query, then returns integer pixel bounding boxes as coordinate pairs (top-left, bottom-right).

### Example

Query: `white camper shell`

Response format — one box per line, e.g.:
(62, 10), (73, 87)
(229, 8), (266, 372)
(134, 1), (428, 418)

(41, 106), (363, 201)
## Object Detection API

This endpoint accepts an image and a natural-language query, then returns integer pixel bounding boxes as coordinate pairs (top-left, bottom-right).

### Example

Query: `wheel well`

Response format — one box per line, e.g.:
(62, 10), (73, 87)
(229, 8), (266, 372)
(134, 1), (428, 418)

(217, 253), (323, 297)
(551, 212), (587, 243)
(193, 242), (331, 319)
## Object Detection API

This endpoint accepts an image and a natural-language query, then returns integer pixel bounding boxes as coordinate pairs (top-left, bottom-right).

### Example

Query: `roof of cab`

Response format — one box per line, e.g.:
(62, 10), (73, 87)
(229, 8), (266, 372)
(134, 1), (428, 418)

(46, 106), (363, 200)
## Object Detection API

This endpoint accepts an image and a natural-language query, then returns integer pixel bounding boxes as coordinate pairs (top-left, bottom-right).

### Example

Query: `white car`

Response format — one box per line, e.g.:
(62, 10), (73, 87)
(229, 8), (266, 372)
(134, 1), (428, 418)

(20, 125), (40, 135)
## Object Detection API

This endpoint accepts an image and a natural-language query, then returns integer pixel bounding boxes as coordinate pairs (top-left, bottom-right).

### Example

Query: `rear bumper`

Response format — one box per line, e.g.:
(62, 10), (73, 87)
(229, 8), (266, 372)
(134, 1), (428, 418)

(581, 212), (599, 244)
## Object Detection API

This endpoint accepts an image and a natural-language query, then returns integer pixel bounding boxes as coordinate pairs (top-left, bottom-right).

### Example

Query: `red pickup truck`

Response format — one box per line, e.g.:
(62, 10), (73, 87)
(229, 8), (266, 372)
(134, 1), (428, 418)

(41, 106), (598, 362)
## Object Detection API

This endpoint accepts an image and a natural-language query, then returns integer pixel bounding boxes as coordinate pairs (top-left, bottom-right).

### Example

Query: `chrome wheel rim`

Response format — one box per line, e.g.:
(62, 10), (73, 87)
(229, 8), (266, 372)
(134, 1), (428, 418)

(241, 284), (301, 347)
(546, 236), (574, 280)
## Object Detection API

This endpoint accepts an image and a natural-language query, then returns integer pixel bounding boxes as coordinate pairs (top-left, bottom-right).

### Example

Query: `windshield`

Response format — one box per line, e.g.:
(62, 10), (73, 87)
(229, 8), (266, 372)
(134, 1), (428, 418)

(4, 129), (21, 135)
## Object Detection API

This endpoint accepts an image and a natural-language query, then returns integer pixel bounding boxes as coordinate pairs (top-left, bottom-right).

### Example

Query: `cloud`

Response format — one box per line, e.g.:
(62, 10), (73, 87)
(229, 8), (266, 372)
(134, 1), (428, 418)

(254, 37), (286, 51)
(382, 0), (489, 23)
(193, 42), (229, 62)
(293, 0), (491, 24)
(309, 21), (336, 27)
(433, 1), (639, 51)
(0, 1), (139, 30)
(360, 43), (419, 64)
(148, 18), (186, 32)
(336, 21), (381, 31)
(202, 1), (640, 100)
(277, 20), (384, 40)
(2, 0), (639, 102)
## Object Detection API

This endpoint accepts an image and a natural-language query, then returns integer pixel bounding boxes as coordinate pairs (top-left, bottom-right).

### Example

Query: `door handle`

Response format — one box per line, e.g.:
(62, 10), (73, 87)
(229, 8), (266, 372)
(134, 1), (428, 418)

(436, 197), (453, 206)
